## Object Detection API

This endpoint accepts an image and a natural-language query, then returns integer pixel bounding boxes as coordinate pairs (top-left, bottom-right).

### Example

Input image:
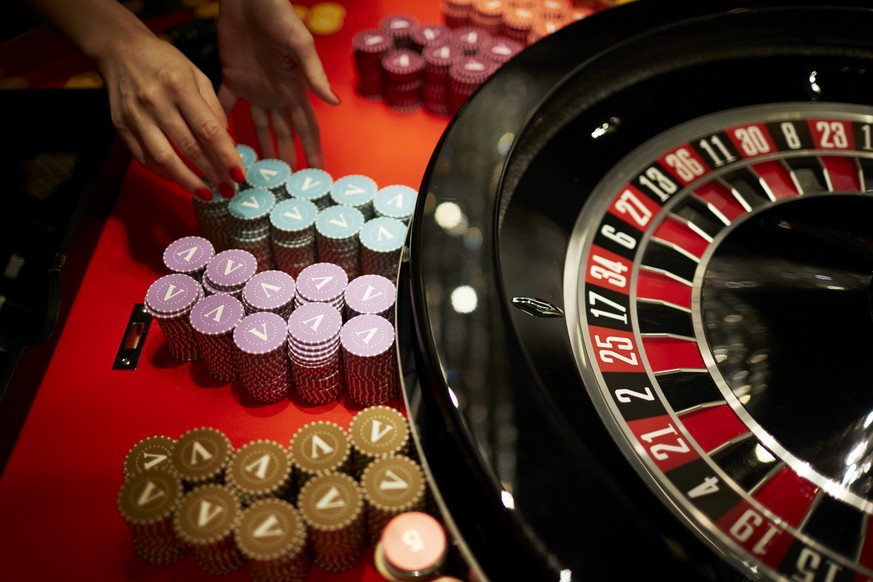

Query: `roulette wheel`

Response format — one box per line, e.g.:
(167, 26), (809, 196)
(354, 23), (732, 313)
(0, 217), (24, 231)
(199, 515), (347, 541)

(398, 0), (873, 580)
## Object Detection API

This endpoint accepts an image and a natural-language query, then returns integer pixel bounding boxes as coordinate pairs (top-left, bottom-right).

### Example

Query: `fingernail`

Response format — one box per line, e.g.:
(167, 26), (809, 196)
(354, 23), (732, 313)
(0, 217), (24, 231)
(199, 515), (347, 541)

(229, 166), (246, 183)
(194, 187), (212, 200)
(218, 183), (235, 199)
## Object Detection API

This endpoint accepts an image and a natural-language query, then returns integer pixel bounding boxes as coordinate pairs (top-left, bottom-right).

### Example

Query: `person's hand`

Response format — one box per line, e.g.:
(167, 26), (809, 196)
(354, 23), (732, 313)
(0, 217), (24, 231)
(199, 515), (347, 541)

(216, 0), (341, 170)
(94, 25), (245, 198)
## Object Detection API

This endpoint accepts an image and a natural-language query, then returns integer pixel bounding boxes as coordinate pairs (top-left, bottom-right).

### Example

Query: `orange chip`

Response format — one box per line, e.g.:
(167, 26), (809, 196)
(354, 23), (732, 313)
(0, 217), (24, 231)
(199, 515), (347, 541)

(308, 14), (343, 36)
(473, 0), (505, 16)
(0, 76), (28, 89)
(311, 2), (347, 20)
(194, 1), (219, 19)
(65, 71), (104, 89)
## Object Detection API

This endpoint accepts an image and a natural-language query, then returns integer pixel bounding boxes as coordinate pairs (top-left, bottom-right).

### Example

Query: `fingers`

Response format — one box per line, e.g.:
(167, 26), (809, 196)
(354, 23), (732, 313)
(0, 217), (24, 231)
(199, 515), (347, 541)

(119, 104), (208, 194)
(251, 103), (322, 170)
(114, 73), (243, 197)
(295, 39), (340, 106)
(271, 108), (298, 170)
(250, 105), (276, 160)
(285, 7), (340, 106)
(177, 71), (246, 183)
(289, 100), (323, 169)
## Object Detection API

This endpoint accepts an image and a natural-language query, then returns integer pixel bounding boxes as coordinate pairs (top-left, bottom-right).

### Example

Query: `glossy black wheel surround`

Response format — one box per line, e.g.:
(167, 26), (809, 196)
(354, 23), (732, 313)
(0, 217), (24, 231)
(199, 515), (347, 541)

(398, 1), (873, 580)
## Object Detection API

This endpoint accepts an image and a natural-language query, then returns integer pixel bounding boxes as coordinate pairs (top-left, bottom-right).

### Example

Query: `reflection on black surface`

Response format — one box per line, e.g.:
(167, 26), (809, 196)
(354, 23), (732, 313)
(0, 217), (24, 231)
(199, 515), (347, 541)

(702, 194), (873, 499)
(407, 2), (873, 580)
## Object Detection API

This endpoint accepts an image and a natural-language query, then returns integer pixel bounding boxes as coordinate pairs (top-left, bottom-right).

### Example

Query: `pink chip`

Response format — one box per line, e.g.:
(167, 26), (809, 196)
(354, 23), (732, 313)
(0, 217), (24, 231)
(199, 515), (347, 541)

(381, 512), (447, 574)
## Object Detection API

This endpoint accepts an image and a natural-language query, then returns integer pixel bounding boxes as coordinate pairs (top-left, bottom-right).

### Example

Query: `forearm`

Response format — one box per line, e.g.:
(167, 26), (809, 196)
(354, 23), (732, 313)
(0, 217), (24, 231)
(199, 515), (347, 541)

(19, 0), (153, 63)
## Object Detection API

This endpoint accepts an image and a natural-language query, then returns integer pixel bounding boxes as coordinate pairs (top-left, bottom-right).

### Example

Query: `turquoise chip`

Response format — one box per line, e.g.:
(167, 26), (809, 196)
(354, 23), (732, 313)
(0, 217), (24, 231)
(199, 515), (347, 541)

(246, 159), (291, 189)
(315, 205), (364, 239)
(374, 184), (417, 219)
(236, 144), (257, 169)
(360, 216), (406, 252)
(229, 187), (275, 220)
(330, 174), (377, 207)
(270, 198), (319, 232)
(287, 168), (332, 201)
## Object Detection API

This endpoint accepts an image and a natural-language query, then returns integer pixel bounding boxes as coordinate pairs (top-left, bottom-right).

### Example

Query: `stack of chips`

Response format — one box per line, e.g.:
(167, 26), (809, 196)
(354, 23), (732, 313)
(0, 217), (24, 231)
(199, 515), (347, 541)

(144, 273), (204, 361)
(341, 314), (398, 406)
(374, 184), (418, 224)
(344, 274), (397, 323)
(409, 23), (450, 53)
(193, 187), (232, 252)
(270, 198), (319, 278)
(538, 0), (571, 23)
(227, 187), (276, 271)
(349, 5), (603, 117)
(380, 49), (426, 112)
(330, 174), (378, 219)
(379, 13), (418, 49)
(359, 216), (407, 282)
(422, 43), (460, 116)
(173, 484), (247, 575)
(480, 36), (522, 65)
(233, 311), (293, 404)
(117, 470), (190, 566)
(225, 439), (294, 505)
(361, 455), (427, 545)
(123, 435), (176, 478)
(241, 270), (297, 319)
(189, 293), (245, 382)
(203, 249), (258, 297)
(297, 473), (369, 572)
(315, 206), (365, 281)
(347, 405), (410, 476)
(286, 302), (345, 406)
(352, 28), (394, 98)
(470, 0), (505, 35)
(245, 159), (292, 200)
(170, 426), (234, 487)
(293, 262), (349, 311)
(162, 235), (214, 281)
(449, 55), (498, 115)
(286, 168), (334, 210)
(375, 512), (448, 581)
(118, 407), (446, 577)
(235, 499), (312, 582)
(288, 421), (352, 487)
(442, 0), (473, 28)
(501, 4), (536, 43)
(450, 25), (490, 55)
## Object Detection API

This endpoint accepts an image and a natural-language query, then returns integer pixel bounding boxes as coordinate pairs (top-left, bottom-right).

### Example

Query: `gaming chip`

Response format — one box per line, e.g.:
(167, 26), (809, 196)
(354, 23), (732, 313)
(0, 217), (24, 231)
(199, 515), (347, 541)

(245, 159), (292, 199)
(173, 484), (246, 575)
(225, 439), (293, 503)
(375, 512), (448, 580)
(163, 235), (215, 280)
(297, 473), (368, 572)
(234, 498), (311, 581)
(189, 293), (244, 382)
(361, 455), (427, 544)
(123, 435), (176, 478)
(170, 426), (233, 485)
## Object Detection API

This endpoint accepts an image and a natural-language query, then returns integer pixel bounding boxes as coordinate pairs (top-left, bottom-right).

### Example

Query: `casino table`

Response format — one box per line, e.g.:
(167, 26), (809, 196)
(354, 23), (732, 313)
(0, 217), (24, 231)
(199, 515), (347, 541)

(11, 0), (873, 581)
